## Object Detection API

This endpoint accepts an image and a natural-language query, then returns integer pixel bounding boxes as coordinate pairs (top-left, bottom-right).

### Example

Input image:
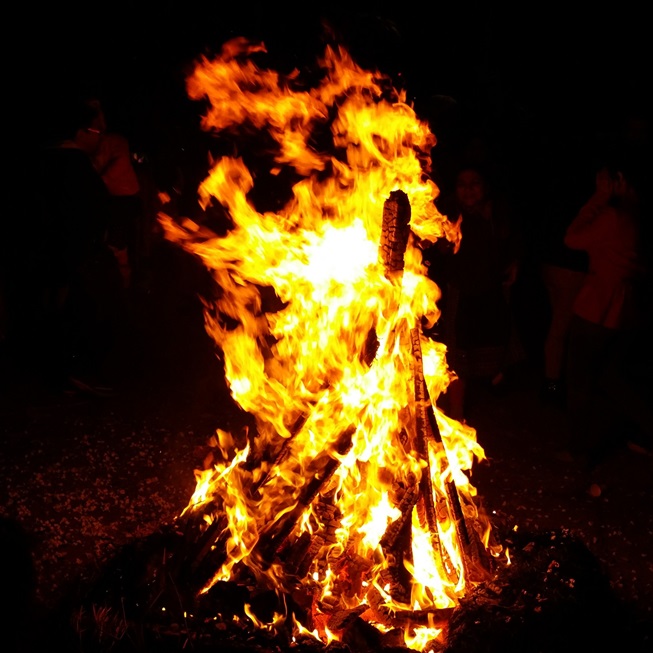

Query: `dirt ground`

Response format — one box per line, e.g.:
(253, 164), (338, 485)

(1, 243), (652, 652)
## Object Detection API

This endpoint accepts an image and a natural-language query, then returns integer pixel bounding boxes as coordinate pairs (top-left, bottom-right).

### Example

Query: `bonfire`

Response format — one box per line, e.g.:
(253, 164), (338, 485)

(158, 36), (504, 651)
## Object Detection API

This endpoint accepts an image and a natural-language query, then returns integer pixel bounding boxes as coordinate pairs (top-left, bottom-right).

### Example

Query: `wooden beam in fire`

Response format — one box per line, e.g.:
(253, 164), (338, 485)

(373, 188), (493, 623)
(253, 427), (355, 567)
(380, 189), (412, 281)
(410, 326), (460, 584)
(174, 412), (311, 588)
(411, 302), (493, 585)
(282, 492), (342, 579)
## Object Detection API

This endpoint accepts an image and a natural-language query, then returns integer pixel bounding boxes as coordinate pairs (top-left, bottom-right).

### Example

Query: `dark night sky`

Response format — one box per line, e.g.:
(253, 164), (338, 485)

(22, 2), (649, 124)
(14, 1), (650, 206)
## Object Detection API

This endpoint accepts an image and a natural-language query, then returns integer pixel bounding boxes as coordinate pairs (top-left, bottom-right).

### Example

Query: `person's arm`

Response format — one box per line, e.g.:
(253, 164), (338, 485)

(95, 133), (141, 196)
(564, 168), (615, 250)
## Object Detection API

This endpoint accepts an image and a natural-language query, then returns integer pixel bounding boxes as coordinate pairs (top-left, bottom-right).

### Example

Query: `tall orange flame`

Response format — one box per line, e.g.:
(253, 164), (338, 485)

(160, 37), (496, 651)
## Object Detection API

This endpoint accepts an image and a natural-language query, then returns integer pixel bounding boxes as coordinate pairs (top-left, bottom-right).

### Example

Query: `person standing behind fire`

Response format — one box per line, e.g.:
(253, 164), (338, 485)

(434, 162), (522, 421)
(31, 95), (121, 395)
(536, 153), (591, 407)
(87, 98), (143, 289)
(563, 148), (651, 482)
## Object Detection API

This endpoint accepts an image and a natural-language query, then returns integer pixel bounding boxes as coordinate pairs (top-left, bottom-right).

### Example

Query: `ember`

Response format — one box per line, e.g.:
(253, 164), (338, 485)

(155, 37), (503, 651)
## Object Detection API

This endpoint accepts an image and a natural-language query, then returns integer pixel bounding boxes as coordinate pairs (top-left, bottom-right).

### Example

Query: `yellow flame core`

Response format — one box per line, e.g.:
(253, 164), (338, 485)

(162, 37), (492, 651)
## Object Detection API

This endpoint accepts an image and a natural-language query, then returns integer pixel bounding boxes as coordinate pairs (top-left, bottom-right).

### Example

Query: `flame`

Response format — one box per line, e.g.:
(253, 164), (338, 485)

(161, 37), (496, 651)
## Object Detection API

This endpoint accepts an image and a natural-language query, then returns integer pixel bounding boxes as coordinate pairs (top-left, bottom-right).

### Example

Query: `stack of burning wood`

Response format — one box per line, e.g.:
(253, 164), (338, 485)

(171, 190), (494, 643)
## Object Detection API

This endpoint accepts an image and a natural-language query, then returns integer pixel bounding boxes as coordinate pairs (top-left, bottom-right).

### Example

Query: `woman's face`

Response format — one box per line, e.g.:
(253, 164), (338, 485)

(455, 169), (486, 210)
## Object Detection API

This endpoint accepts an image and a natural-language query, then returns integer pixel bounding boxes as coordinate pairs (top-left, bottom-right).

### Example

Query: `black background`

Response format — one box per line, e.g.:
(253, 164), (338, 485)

(10, 0), (651, 248)
(18, 1), (649, 145)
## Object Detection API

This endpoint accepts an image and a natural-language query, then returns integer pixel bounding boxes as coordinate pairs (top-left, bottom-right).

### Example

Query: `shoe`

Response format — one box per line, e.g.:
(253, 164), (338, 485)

(587, 482), (604, 498)
(489, 371), (509, 396)
(67, 375), (114, 398)
(627, 439), (653, 457)
(541, 379), (565, 408)
(554, 449), (576, 463)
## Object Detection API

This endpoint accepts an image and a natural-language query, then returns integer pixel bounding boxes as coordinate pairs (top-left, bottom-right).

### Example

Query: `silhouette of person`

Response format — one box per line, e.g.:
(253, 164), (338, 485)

(87, 98), (144, 289)
(563, 146), (651, 476)
(30, 94), (122, 394)
(537, 158), (591, 406)
(434, 162), (522, 420)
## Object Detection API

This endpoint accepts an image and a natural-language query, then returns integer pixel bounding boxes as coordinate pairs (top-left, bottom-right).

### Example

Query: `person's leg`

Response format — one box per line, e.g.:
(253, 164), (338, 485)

(64, 247), (124, 393)
(565, 315), (613, 469)
(39, 282), (73, 389)
(599, 329), (653, 453)
(541, 264), (586, 392)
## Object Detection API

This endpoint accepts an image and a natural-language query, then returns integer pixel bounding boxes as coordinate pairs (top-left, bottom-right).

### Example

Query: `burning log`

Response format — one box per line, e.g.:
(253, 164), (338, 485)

(359, 189), (489, 627)
(379, 476), (420, 550)
(360, 187), (492, 632)
(253, 427), (355, 566)
(283, 493), (341, 579)
(176, 413), (312, 586)
(368, 593), (455, 631)
(246, 412), (309, 488)
(410, 327), (458, 584)
(361, 189), (412, 368)
(187, 513), (227, 576)
(380, 189), (412, 280)
(411, 327), (493, 584)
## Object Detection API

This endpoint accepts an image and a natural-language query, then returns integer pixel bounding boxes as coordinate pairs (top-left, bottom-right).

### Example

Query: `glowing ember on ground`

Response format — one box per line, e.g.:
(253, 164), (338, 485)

(159, 37), (503, 651)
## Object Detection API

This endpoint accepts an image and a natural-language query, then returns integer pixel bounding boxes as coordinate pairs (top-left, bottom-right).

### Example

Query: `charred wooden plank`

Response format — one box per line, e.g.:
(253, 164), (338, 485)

(412, 328), (493, 583)
(360, 323), (380, 367)
(366, 580), (453, 629)
(183, 413), (311, 583)
(255, 427), (355, 565)
(379, 477), (420, 550)
(187, 514), (228, 573)
(248, 411), (309, 493)
(290, 496), (342, 578)
(411, 327), (459, 583)
(380, 189), (411, 278)
(363, 190), (411, 366)
(340, 615), (383, 653)
(327, 605), (369, 632)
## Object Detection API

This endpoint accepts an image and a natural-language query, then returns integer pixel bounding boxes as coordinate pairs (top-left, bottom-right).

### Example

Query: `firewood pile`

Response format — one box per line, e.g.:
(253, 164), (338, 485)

(158, 192), (492, 639)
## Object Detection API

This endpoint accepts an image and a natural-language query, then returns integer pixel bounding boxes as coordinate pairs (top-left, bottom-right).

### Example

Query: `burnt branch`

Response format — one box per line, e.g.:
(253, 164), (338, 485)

(412, 327), (494, 583)
(411, 327), (459, 584)
(380, 189), (411, 279)
(255, 427), (355, 565)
